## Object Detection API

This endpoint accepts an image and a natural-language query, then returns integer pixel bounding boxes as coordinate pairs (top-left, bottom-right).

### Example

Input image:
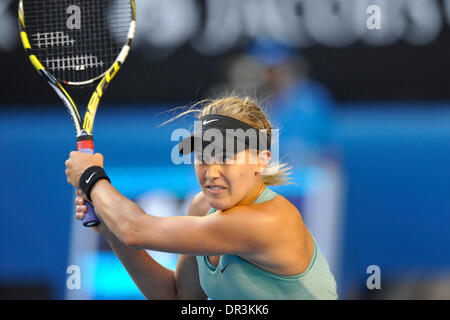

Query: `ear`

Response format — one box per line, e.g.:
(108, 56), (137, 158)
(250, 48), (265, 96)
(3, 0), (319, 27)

(256, 150), (271, 175)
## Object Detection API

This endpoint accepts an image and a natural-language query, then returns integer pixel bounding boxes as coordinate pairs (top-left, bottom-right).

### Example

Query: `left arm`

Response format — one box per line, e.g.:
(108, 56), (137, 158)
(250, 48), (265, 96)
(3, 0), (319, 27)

(90, 180), (278, 256)
(65, 152), (280, 256)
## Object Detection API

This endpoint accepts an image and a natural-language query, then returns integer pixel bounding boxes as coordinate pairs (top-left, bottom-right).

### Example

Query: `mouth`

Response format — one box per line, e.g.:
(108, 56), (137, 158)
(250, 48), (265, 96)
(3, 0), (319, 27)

(205, 185), (227, 194)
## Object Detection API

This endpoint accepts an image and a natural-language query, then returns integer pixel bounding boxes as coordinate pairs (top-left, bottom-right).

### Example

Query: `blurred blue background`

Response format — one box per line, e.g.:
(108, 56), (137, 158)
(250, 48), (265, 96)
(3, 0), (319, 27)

(1, 104), (449, 299)
(1, 0), (450, 299)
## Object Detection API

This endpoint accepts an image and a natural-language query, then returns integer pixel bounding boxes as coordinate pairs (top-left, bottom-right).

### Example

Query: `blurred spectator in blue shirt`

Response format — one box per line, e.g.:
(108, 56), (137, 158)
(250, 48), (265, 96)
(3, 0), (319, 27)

(248, 36), (336, 166)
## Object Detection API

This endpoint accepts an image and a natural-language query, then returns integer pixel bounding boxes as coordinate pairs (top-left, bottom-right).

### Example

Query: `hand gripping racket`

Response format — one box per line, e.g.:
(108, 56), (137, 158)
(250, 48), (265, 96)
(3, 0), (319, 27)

(18, 0), (136, 227)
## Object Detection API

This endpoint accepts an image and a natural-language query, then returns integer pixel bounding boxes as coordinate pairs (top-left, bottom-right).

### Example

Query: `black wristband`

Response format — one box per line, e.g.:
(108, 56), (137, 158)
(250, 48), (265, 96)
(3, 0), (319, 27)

(79, 166), (111, 202)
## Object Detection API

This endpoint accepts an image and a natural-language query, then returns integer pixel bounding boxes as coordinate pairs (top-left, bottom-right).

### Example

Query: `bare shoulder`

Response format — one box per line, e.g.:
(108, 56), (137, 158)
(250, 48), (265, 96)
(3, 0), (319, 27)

(222, 193), (300, 230)
(244, 192), (313, 275)
(246, 192), (306, 236)
(258, 192), (311, 247)
(187, 192), (210, 217)
(256, 193), (301, 219)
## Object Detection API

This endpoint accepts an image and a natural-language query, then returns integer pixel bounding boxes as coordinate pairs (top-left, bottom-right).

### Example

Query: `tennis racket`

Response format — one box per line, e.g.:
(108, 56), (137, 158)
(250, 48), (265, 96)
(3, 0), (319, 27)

(18, 0), (136, 227)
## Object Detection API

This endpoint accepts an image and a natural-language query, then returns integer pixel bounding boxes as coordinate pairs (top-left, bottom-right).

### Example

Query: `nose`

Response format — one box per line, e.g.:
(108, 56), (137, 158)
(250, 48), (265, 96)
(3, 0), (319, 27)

(205, 164), (221, 180)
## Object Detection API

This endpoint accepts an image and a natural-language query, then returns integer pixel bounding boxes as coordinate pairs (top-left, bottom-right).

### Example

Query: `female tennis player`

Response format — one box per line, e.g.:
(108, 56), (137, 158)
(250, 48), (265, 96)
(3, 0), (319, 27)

(65, 96), (338, 300)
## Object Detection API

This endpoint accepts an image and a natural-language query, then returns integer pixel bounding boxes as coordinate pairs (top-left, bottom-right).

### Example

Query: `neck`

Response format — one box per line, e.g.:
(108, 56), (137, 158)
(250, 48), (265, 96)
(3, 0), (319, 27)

(237, 180), (266, 206)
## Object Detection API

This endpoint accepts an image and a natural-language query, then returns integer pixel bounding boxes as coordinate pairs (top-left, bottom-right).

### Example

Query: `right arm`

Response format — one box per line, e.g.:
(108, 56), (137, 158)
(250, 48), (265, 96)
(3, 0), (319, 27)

(75, 191), (209, 300)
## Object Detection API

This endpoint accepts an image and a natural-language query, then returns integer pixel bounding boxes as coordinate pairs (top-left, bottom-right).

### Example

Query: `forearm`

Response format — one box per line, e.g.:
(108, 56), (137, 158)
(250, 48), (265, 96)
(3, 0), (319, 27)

(88, 180), (262, 257)
(104, 230), (179, 300)
(88, 180), (205, 254)
(89, 180), (146, 244)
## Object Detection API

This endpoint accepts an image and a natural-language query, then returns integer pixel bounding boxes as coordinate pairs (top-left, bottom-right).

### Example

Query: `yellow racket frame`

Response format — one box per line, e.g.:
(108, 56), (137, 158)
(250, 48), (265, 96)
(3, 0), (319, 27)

(18, 0), (136, 137)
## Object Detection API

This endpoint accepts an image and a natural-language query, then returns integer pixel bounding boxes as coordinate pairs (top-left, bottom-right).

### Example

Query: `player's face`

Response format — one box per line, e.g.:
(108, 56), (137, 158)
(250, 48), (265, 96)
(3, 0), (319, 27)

(195, 149), (266, 210)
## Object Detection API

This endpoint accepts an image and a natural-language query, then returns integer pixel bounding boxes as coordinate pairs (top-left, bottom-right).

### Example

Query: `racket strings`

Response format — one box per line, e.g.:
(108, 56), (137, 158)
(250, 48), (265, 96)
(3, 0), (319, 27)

(23, 0), (133, 84)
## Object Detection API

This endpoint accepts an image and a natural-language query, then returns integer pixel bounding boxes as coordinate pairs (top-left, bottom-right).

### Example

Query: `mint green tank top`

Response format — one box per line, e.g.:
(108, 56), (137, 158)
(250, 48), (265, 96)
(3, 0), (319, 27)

(195, 187), (338, 300)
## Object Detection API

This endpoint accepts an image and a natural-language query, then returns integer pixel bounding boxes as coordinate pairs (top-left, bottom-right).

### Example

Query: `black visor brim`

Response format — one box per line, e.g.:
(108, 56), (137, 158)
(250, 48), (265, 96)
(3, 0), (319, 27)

(178, 134), (251, 155)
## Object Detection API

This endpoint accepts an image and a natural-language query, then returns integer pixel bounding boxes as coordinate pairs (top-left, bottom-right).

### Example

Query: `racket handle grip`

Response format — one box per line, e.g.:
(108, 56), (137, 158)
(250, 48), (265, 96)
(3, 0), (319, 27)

(82, 202), (99, 228)
(77, 144), (100, 228)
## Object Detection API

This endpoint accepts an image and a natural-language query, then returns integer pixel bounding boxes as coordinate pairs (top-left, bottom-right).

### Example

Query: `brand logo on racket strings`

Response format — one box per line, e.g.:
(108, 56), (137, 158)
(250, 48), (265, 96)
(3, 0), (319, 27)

(66, 5), (81, 30)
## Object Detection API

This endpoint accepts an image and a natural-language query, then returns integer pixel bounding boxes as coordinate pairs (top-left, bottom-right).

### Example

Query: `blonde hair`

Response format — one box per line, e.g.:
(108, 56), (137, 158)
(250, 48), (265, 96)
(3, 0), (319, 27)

(163, 96), (292, 186)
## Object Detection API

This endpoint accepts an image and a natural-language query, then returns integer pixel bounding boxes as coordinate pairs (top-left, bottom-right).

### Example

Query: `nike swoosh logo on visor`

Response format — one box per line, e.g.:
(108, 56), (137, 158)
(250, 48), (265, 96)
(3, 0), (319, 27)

(203, 119), (219, 125)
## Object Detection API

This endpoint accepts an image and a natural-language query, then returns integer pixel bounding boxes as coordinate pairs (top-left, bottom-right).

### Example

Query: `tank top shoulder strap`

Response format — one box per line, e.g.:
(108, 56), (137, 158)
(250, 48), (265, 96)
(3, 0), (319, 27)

(254, 187), (278, 204)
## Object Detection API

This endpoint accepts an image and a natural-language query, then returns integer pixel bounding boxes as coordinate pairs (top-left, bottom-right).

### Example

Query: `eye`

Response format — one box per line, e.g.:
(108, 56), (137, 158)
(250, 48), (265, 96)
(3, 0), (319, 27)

(223, 153), (236, 164)
(194, 153), (205, 164)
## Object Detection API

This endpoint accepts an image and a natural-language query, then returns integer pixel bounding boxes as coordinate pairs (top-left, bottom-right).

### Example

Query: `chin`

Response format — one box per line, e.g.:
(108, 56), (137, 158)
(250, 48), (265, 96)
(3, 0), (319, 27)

(208, 200), (230, 211)
(205, 196), (233, 211)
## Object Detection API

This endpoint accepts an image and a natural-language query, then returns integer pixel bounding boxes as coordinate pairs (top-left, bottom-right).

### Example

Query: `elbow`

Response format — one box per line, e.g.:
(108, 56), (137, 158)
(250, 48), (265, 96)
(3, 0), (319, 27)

(121, 228), (141, 249)
(119, 212), (143, 249)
